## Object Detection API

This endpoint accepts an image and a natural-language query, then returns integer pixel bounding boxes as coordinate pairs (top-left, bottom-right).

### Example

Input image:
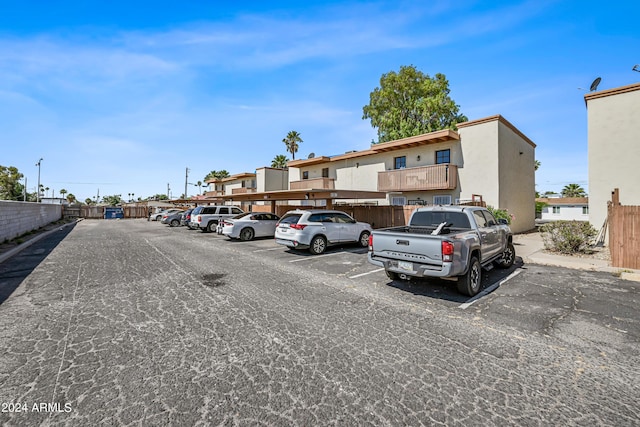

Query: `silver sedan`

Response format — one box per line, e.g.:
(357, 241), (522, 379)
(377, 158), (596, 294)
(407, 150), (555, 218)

(221, 212), (281, 241)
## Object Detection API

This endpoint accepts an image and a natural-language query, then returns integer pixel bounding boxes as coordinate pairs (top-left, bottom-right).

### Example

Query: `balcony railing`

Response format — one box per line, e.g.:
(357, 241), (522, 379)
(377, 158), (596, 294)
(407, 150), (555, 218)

(204, 190), (224, 197)
(231, 187), (256, 194)
(290, 177), (335, 190)
(378, 164), (458, 192)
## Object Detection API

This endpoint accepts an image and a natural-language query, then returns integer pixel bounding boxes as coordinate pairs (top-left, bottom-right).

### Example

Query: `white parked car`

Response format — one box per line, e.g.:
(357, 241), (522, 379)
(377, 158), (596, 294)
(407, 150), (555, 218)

(150, 208), (183, 221)
(274, 209), (372, 254)
(220, 212), (281, 241)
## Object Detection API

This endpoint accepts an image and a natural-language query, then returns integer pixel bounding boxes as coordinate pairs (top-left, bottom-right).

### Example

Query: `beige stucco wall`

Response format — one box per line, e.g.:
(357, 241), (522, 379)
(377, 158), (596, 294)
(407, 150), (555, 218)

(257, 167), (288, 192)
(587, 85), (640, 232)
(458, 117), (536, 233)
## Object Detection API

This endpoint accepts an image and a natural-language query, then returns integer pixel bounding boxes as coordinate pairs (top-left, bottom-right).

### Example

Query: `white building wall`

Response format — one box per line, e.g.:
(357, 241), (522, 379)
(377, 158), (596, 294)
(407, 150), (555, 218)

(540, 205), (589, 221)
(587, 84), (640, 232)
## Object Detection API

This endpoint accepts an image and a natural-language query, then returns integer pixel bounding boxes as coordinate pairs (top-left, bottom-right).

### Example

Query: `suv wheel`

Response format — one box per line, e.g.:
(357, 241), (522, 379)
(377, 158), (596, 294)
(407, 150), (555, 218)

(309, 235), (327, 255)
(359, 231), (371, 247)
(207, 221), (217, 233)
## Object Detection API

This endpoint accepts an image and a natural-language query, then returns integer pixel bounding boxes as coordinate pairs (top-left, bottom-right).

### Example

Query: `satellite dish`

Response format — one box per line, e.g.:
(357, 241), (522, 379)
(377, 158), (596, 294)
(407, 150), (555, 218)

(590, 77), (601, 92)
(308, 153), (315, 159)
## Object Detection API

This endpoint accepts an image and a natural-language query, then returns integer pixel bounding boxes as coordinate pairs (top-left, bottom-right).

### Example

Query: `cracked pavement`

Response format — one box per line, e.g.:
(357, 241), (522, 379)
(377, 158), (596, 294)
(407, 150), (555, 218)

(0, 219), (638, 426)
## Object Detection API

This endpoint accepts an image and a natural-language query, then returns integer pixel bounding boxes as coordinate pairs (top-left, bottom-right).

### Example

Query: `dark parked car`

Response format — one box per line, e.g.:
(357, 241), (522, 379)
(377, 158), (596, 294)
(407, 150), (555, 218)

(180, 209), (194, 226)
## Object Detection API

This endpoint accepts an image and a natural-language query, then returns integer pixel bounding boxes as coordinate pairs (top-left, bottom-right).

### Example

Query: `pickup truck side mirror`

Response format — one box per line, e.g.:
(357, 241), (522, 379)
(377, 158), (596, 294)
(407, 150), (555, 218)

(498, 218), (508, 225)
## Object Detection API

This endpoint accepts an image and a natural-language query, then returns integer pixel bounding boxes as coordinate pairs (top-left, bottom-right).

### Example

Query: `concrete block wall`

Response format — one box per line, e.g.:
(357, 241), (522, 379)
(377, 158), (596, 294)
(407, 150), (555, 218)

(0, 201), (63, 243)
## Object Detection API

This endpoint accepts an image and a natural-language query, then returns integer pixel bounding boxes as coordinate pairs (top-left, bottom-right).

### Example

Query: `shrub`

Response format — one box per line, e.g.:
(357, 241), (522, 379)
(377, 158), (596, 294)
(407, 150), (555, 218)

(540, 221), (597, 254)
(487, 206), (514, 225)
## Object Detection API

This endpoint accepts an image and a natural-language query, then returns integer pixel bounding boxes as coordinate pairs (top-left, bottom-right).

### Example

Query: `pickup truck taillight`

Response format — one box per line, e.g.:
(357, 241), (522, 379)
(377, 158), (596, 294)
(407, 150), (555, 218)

(442, 241), (454, 262)
(368, 234), (373, 251)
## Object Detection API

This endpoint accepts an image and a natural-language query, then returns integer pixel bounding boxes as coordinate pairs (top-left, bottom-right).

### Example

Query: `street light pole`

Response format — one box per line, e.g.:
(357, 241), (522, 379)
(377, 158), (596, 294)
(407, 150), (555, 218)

(35, 158), (43, 203)
(185, 167), (190, 199)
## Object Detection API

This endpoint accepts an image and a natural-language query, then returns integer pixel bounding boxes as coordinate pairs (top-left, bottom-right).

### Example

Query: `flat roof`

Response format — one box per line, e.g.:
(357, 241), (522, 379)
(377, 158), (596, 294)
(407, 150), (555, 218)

(584, 82), (640, 103)
(287, 129), (459, 168)
(219, 188), (387, 202)
(205, 172), (256, 184)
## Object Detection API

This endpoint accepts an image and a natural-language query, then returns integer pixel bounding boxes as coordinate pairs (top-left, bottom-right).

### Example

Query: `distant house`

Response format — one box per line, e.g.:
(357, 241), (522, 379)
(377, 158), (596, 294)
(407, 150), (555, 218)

(537, 197), (589, 222)
(585, 82), (640, 233)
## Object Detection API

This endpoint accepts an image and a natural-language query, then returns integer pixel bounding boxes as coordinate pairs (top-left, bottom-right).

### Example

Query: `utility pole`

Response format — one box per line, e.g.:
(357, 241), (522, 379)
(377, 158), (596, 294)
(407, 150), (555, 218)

(24, 177), (27, 201)
(184, 167), (190, 200)
(167, 183), (170, 199)
(35, 158), (43, 202)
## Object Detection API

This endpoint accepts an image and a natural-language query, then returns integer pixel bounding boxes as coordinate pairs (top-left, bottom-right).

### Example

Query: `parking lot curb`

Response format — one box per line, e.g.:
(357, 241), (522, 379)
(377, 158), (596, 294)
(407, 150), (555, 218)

(0, 219), (81, 265)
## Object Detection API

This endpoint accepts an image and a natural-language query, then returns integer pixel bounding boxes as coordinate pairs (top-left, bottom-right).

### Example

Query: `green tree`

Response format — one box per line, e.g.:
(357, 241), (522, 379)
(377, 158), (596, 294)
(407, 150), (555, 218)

(204, 170), (230, 181)
(271, 154), (289, 168)
(84, 198), (93, 205)
(59, 189), (68, 199)
(67, 193), (77, 203)
(147, 194), (169, 201)
(101, 194), (122, 206)
(362, 65), (468, 143)
(534, 160), (541, 171)
(0, 165), (25, 200)
(196, 180), (203, 194)
(282, 131), (303, 160)
(561, 184), (587, 198)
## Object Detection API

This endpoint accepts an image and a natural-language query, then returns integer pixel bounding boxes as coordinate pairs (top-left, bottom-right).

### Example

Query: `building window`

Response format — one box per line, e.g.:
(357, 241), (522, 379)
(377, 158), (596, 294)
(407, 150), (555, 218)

(552, 206), (561, 214)
(435, 149), (450, 164)
(322, 168), (329, 178)
(394, 156), (406, 169)
(391, 196), (407, 206)
(433, 195), (452, 205)
(582, 206), (589, 215)
(302, 171), (309, 180)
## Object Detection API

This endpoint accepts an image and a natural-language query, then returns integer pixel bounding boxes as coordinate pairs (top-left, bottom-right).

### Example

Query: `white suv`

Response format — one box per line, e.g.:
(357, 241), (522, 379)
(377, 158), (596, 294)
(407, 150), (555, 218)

(191, 205), (245, 232)
(275, 209), (372, 254)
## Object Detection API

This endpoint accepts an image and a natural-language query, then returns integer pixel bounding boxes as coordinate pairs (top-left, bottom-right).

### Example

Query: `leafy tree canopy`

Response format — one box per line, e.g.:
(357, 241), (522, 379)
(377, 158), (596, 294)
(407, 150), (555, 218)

(204, 170), (230, 181)
(147, 194), (169, 201)
(282, 131), (302, 160)
(363, 65), (468, 143)
(271, 154), (290, 168)
(0, 165), (25, 201)
(101, 194), (122, 206)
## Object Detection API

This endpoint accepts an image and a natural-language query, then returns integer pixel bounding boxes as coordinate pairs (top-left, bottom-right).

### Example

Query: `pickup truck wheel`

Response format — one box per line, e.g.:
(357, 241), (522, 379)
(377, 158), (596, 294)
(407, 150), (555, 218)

(239, 227), (254, 241)
(207, 221), (217, 233)
(457, 257), (481, 297)
(386, 271), (399, 281)
(309, 236), (327, 255)
(358, 231), (371, 247)
(494, 242), (515, 269)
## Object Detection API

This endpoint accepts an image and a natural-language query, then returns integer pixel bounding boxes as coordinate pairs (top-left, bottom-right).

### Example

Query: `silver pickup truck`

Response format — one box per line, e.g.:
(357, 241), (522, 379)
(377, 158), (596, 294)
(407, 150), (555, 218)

(367, 206), (515, 296)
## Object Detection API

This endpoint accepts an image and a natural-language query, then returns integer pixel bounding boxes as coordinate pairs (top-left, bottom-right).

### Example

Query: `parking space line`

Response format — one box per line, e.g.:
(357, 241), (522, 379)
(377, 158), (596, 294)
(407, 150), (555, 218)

(459, 269), (522, 309)
(348, 268), (384, 279)
(289, 251), (347, 263)
(253, 247), (282, 253)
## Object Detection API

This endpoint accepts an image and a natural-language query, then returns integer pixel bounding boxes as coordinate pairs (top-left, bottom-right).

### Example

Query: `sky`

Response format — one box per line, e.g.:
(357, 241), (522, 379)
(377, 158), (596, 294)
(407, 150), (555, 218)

(1, 0), (638, 202)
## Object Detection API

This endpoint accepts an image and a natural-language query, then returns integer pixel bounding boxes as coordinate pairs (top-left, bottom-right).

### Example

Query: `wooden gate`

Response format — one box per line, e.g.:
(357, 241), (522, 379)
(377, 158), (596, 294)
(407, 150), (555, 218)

(608, 188), (640, 269)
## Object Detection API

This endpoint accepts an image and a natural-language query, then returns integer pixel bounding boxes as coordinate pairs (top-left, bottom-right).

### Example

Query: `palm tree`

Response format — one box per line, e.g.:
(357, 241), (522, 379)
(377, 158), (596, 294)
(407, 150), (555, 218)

(59, 189), (67, 199)
(67, 193), (76, 203)
(534, 160), (541, 171)
(204, 170), (230, 181)
(561, 183), (587, 198)
(271, 154), (289, 168)
(282, 130), (303, 160)
(197, 181), (203, 194)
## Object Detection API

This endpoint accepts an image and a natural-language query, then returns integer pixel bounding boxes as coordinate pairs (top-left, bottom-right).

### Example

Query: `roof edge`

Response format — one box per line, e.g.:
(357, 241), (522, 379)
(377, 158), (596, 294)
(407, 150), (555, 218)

(457, 114), (536, 148)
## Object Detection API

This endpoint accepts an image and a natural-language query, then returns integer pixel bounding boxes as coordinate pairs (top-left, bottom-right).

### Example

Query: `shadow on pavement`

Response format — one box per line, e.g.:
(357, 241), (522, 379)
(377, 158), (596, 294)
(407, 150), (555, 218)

(385, 258), (524, 303)
(0, 223), (77, 305)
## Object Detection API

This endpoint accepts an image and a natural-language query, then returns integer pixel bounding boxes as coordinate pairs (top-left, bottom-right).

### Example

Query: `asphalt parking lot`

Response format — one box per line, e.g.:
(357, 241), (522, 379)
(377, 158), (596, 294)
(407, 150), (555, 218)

(1, 219), (639, 426)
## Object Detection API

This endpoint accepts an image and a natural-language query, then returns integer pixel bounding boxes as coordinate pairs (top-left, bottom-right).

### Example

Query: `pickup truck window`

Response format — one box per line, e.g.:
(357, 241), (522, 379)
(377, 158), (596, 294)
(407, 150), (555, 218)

(482, 211), (498, 226)
(410, 211), (471, 229)
(473, 210), (488, 227)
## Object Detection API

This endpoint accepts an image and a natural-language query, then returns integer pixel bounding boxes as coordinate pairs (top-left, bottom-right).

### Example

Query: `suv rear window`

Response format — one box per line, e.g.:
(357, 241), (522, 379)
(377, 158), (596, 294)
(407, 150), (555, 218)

(279, 213), (302, 225)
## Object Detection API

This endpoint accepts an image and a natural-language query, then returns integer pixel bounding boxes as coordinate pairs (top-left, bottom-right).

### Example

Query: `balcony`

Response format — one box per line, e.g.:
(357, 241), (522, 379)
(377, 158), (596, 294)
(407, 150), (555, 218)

(231, 187), (256, 194)
(290, 177), (335, 190)
(204, 190), (224, 197)
(378, 164), (458, 192)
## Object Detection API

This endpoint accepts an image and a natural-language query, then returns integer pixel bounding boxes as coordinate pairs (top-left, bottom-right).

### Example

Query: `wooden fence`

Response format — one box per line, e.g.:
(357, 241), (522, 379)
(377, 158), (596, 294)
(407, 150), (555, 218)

(608, 189), (640, 269)
(63, 205), (149, 219)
